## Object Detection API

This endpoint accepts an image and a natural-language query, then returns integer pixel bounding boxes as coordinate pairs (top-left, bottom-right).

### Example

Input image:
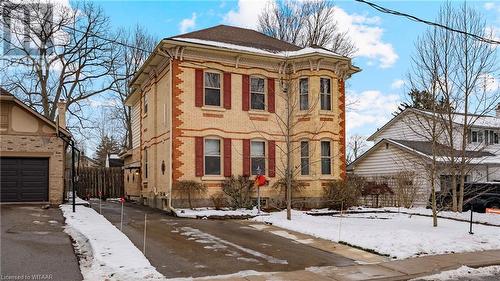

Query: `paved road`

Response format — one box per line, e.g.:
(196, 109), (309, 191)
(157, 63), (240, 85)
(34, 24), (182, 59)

(91, 200), (355, 278)
(0, 205), (82, 281)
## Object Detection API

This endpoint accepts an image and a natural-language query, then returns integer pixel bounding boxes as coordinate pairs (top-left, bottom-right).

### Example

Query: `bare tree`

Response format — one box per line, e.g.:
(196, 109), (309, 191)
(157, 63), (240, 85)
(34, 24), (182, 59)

(109, 25), (156, 148)
(346, 134), (368, 164)
(258, 0), (357, 57)
(0, 1), (119, 125)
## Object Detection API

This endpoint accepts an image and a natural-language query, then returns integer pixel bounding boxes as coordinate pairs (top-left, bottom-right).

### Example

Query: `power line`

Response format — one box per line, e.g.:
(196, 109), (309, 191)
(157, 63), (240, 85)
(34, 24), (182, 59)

(354, 0), (500, 45)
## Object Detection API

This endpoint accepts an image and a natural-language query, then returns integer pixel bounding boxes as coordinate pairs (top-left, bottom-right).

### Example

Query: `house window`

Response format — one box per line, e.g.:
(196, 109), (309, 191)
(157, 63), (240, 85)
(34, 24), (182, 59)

(489, 130), (494, 145)
(320, 78), (331, 110)
(204, 138), (221, 175)
(144, 149), (148, 179)
(299, 78), (309, 110)
(495, 132), (499, 144)
(472, 131), (478, 143)
(204, 72), (221, 106)
(251, 140), (265, 175)
(478, 131), (484, 143)
(300, 141), (309, 175)
(321, 141), (331, 175)
(250, 77), (265, 110)
(143, 94), (148, 114)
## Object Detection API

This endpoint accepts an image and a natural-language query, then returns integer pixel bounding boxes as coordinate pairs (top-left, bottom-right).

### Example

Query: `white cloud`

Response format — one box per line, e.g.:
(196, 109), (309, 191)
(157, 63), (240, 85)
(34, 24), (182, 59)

(179, 13), (197, 34)
(346, 90), (400, 130)
(223, 0), (271, 28)
(391, 79), (405, 89)
(333, 7), (398, 68)
(484, 2), (496, 11)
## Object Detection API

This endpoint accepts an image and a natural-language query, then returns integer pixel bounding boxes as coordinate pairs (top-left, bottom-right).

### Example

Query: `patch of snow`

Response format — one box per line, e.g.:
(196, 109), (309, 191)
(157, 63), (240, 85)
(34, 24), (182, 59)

(171, 37), (344, 58)
(413, 265), (500, 280)
(253, 210), (500, 259)
(179, 226), (287, 265)
(60, 205), (165, 281)
(174, 207), (266, 218)
(167, 270), (273, 281)
(353, 207), (500, 226)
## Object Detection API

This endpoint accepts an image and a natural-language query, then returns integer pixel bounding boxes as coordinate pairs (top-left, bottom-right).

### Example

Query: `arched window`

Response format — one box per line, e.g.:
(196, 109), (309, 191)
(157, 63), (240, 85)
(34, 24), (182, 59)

(300, 140), (310, 175)
(320, 77), (331, 110)
(251, 140), (266, 175)
(299, 78), (309, 110)
(250, 76), (266, 110)
(320, 140), (332, 175)
(204, 138), (221, 175)
(204, 71), (222, 106)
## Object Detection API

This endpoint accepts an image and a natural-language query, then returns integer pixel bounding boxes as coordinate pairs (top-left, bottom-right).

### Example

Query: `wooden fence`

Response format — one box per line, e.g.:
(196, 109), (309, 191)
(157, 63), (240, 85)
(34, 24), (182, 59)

(76, 167), (124, 199)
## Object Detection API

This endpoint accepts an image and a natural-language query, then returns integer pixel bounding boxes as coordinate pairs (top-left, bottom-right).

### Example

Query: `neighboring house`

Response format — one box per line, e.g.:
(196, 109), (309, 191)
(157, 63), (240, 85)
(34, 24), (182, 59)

(105, 153), (124, 168)
(80, 152), (99, 168)
(0, 88), (70, 204)
(349, 106), (500, 207)
(123, 25), (360, 209)
(120, 149), (141, 201)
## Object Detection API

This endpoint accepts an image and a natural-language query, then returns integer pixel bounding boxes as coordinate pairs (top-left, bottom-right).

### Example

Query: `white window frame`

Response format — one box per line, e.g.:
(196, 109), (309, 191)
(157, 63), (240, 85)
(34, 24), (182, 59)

(299, 78), (309, 111)
(250, 140), (266, 175)
(300, 140), (310, 176)
(204, 138), (222, 176)
(250, 76), (266, 111)
(204, 71), (222, 107)
(320, 140), (332, 175)
(320, 77), (332, 111)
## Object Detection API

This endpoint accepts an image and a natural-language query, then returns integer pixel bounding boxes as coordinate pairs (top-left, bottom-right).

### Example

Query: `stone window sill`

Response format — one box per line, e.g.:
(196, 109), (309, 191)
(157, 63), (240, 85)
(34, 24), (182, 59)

(201, 175), (226, 181)
(202, 106), (226, 112)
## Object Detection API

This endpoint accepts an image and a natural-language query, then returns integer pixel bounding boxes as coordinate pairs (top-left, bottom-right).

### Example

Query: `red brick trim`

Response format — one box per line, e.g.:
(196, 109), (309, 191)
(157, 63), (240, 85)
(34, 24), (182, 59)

(172, 60), (185, 183)
(338, 79), (346, 180)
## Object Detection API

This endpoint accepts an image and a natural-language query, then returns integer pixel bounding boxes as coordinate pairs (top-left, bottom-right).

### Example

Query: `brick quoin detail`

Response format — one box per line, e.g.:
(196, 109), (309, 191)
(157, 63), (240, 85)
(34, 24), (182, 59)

(338, 79), (346, 180)
(172, 59), (185, 183)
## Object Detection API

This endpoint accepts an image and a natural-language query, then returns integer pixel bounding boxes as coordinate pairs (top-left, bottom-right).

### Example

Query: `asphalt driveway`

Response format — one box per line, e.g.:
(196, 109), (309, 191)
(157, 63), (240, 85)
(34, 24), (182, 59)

(0, 205), (82, 281)
(91, 199), (355, 279)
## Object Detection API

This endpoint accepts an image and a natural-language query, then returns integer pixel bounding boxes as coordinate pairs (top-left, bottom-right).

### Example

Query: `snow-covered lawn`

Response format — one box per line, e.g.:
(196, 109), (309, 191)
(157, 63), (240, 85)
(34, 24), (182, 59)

(253, 210), (500, 259)
(61, 205), (166, 281)
(174, 207), (266, 219)
(413, 265), (500, 280)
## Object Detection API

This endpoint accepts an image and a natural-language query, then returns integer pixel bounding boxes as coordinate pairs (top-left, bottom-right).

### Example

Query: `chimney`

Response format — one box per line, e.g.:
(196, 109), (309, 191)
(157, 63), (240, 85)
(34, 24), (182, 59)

(497, 103), (500, 118)
(57, 99), (66, 129)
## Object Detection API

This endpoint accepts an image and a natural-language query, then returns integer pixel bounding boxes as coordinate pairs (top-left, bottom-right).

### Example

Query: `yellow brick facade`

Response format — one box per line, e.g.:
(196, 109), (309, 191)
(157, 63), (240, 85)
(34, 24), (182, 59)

(126, 41), (357, 209)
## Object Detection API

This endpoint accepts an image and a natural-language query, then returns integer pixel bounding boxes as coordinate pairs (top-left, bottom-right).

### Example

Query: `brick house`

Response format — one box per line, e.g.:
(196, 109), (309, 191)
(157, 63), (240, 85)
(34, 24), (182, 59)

(0, 88), (70, 205)
(123, 25), (360, 209)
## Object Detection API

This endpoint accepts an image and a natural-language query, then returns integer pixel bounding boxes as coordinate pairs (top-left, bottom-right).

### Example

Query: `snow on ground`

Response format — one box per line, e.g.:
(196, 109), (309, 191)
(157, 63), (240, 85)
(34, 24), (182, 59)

(60, 204), (166, 281)
(253, 210), (500, 259)
(166, 270), (273, 281)
(413, 265), (500, 280)
(174, 207), (266, 218)
(308, 207), (500, 226)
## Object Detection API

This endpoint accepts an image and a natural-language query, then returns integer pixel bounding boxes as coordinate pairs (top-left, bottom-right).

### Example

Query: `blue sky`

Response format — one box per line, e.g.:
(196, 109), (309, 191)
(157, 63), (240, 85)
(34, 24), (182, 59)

(94, 0), (499, 141)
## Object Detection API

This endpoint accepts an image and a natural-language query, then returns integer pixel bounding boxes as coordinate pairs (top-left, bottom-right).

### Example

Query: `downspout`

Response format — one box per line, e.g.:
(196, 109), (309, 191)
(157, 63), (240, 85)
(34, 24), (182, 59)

(168, 57), (175, 212)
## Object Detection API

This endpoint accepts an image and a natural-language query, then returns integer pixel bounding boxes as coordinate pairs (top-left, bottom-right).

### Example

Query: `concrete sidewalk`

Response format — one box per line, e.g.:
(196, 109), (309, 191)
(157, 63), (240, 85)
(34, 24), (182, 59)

(199, 249), (500, 281)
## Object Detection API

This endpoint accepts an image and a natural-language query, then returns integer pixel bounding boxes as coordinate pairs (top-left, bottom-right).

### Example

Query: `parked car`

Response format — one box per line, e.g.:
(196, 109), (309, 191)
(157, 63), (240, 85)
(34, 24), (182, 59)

(433, 182), (500, 212)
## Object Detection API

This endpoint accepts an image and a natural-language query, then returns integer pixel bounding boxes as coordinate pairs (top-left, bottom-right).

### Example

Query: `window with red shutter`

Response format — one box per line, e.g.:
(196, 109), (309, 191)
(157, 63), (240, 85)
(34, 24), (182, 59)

(242, 139), (250, 176)
(242, 75), (250, 111)
(195, 137), (204, 176)
(267, 78), (275, 113)
(223, 138), (232, 177)
(223, 73), (231, 109)
(195, 69), (203, 107)
(268, 140), (276, 177)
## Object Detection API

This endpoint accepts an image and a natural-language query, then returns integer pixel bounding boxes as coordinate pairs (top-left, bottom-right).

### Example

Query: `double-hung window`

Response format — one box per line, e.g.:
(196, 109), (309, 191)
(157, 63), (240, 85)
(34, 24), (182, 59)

(299, 78), (309, 110)
(472, 131), (478, 143)
(300, 141), (309, 175)
(143, 94), (148, 114)
(321, 141), (331, 175)
(251, 141), (265, 175)
(204, 139), (221, 175)
(320, 78), (331, 110)
(250, 77), (265, 110)
(204, 72), (221, 106)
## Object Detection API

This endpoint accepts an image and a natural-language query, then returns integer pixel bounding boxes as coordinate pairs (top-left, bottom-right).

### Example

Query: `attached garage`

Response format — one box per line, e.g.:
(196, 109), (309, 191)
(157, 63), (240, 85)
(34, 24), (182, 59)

(1, 158), (49, 202)
(1, 88), (70, 205)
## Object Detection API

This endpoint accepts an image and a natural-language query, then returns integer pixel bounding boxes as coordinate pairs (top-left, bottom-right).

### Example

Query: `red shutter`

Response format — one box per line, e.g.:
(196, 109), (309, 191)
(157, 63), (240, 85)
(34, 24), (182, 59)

(242, 75), (250, 111)
(268, 140), (276, 177)
(195, 137), (204, 177)
(243, 139), (250, 176)
(195, 69), (203, 107)
(223, 138), (232, 177)
(223, 73), (231, 109)
(267, 78), (275, 113)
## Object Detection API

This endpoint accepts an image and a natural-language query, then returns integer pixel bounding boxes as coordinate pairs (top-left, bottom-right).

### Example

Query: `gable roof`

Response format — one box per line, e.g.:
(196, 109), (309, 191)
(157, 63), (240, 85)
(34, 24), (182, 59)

(0, 88), (70, 136)
(368, 107), (500, 141)
(391, 139), (495, 158)
(174, 25), (301, 53)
